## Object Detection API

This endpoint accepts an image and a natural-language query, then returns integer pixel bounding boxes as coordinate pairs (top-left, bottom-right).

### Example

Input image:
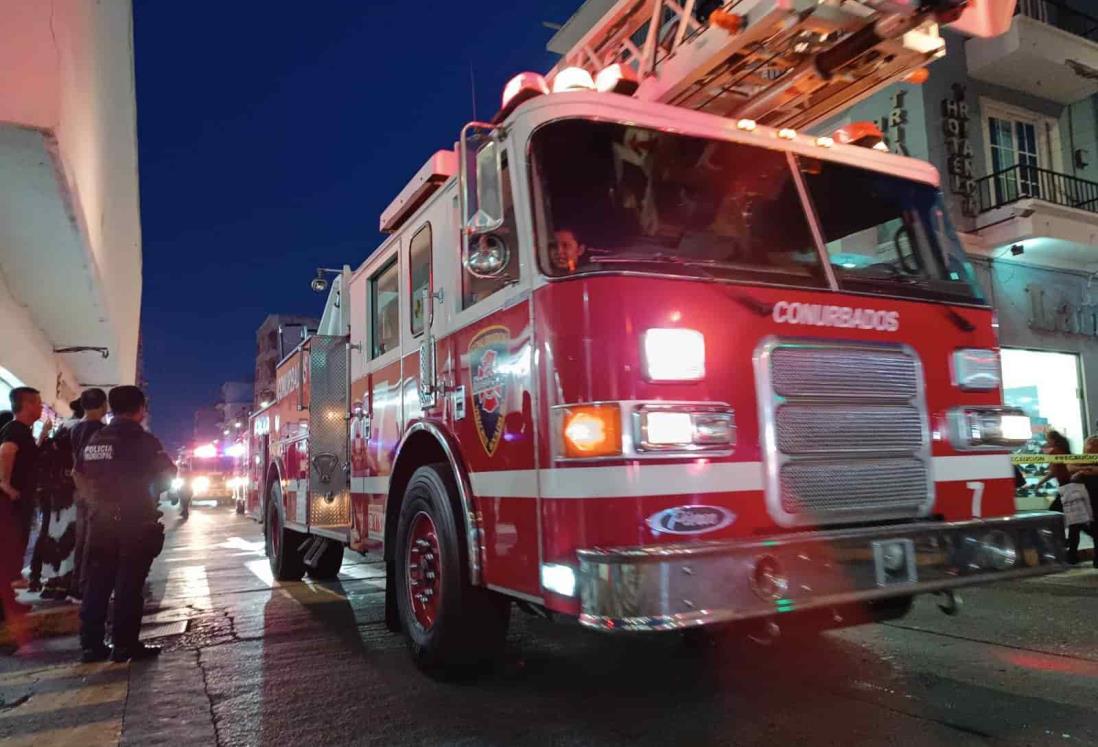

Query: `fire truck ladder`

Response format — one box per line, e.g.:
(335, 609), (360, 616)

(551, 0), (979, 130)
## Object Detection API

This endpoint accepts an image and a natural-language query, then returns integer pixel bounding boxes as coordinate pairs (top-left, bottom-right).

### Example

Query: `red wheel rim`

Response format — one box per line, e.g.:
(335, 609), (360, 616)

(406, 511), (442, 630)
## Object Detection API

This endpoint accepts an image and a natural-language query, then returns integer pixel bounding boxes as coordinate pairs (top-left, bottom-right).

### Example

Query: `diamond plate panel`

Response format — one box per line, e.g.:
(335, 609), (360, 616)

(308, 335), (350, 527)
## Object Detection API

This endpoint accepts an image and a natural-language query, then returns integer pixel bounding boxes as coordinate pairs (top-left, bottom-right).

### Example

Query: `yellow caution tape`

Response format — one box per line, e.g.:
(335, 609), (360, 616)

(1010, 454), (1098, 465)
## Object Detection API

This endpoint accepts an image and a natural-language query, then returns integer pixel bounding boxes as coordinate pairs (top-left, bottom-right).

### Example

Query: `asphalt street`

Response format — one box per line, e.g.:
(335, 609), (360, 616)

(2, 503), (1097, 747)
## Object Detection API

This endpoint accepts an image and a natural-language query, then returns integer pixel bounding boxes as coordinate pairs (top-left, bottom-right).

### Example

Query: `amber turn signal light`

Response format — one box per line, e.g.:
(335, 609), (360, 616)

(560, 404), (622, 458)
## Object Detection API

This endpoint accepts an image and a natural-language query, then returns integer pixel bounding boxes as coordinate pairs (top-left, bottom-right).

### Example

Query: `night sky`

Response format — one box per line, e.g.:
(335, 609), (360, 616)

(134, 1), (578, 450)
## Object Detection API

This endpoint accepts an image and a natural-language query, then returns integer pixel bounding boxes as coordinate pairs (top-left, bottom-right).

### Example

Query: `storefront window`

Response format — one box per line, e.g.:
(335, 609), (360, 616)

(1002, 348), (1086, 510)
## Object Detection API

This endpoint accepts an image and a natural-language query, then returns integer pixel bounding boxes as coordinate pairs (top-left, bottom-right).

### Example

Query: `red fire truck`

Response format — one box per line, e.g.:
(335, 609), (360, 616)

(245, 0), (1063, 674)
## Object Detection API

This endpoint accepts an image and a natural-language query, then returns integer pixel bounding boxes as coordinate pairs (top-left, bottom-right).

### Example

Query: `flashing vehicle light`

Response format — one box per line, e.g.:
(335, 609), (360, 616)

(499, 71), (550, 120)
(643, 328), (706, 382)
(594, 63), (639, 95)
(636, 407), (736, 451)
(552, 66), (596, 93)
(953, 348), (1002, 391)
(644, 411), (695, 445)
(193, 443), (217, 459)
(949, 407), (1031, 450)
(541, 563), (576, 597)
(191, 475), (211, 495)
(170, 477), (184, 491)
(833, 121), (885, 147)
(560, 404), (622, 458)
(225, 443), (246, 458)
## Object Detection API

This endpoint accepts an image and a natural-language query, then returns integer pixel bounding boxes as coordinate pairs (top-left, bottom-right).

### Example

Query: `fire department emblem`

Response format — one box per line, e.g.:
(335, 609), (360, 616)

(469, 326), (510, 456)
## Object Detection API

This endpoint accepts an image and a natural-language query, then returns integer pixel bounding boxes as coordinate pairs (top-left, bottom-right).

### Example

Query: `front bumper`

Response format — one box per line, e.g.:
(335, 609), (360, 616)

(577, 512), (1065, 632)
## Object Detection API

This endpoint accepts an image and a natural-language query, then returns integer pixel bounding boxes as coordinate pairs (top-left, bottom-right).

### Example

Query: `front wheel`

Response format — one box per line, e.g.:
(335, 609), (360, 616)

(266, 482), (305, 581)
(394, 464), (509, 676)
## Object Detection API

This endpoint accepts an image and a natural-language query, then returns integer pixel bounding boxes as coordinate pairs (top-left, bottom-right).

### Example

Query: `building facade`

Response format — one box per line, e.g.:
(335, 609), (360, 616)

(0, 0), (142, 414)
(254, 314), (318, 408)
(819, 0), (1098, 507)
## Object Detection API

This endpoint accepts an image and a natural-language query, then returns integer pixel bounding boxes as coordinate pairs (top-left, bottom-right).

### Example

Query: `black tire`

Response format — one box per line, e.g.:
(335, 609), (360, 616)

(266, 481), (306, 581)
(394, 463), (509, 675)
(306, 540), (344, 580)
(235, 498), (245, 515)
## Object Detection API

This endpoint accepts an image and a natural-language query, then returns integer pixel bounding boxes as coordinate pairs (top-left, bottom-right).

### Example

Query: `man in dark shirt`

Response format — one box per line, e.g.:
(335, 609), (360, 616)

(0, 387), (46, 618)
(70, 388), (108, 597)
(79, 386), (176, 662)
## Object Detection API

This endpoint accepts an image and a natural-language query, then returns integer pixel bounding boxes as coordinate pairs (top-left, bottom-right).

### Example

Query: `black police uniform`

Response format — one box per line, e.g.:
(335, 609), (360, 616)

(79, 418), (175, 657)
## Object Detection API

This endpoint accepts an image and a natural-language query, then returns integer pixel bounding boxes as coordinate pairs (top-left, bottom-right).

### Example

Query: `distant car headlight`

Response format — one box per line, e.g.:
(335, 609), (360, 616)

(191, 475), (211, 495)
(170, 477), (184, 491)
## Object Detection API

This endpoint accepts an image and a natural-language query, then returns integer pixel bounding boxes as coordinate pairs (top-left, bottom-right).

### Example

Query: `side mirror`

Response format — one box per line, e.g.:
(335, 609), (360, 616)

(464, 137), (504, 234)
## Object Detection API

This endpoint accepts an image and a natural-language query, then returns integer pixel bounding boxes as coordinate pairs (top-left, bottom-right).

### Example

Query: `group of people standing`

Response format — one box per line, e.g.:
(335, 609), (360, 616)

(0, 384), (176, 662)
(1038, 429), (1098, 567)
(0, 388), (108, 609)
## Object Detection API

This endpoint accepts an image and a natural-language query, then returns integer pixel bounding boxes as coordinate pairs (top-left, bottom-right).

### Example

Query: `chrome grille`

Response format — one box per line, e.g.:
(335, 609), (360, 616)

(780, 458), (929, 514)
(770, 347), (918, 399)
(758, 340), (932, 527)
(776, 404), (923, 455)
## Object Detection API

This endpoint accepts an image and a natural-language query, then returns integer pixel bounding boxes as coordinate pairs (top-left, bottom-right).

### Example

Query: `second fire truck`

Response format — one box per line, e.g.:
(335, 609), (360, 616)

(245, 0), (1064, 674)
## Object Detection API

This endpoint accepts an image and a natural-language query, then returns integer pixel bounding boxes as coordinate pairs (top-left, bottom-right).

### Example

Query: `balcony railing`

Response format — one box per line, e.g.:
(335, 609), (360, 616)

(1017, 0), (1098, 42)
(975, 164), (1098, 215)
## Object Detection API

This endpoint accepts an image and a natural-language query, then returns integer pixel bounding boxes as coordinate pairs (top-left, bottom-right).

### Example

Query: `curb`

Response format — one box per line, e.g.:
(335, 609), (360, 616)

(0, 602), (81, 647)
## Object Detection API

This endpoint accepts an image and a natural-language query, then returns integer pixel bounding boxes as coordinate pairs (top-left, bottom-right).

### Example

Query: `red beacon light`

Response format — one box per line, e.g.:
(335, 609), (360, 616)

(832, 121), (886, 148)
(496, 72), (549, 123)
(193, 443), (217, 459)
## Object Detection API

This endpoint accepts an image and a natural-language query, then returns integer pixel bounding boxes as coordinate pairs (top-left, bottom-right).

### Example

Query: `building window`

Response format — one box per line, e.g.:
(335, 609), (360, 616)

(989, 116), (1040, 200)
(981, 99), (1061, 208)
(371, 258), (400, 358)
(409, 224), (432, 336)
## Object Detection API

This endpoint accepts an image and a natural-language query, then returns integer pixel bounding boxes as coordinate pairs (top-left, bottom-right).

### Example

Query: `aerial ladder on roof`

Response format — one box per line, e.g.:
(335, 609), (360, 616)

(549, 0), (1017, 129)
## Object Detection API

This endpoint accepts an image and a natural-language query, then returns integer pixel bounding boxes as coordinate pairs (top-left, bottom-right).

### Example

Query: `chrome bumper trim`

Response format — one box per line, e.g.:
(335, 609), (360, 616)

(576, 512), (1066, 632)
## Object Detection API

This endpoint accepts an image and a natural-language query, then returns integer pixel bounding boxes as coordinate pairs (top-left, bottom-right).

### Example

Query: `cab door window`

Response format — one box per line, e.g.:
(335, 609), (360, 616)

(409, 224), (432, 336)
(370, 258), (399, 358)
(463, 149), (519, 309)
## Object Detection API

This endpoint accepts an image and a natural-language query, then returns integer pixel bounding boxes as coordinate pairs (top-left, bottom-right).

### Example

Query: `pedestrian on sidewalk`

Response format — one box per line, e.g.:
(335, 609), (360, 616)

(79, 386), (175, 663)
(32, 399), (84, 599)
(70, 388), (107, 599)
(0, 388), (47, 622)
(1036, 430), (1073, 501)
(1065, 435), (1098, 568)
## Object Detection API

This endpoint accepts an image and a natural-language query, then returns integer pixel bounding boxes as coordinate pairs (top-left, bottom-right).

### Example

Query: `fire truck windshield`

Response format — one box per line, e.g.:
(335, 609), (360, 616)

(531, 119), (983, 305)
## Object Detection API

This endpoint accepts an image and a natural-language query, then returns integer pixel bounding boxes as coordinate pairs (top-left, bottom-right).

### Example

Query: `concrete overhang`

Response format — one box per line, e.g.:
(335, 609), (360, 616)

(964, 197), (1098, 271)
(965, 16), (1098, 104)
(0, 122), (122, 386)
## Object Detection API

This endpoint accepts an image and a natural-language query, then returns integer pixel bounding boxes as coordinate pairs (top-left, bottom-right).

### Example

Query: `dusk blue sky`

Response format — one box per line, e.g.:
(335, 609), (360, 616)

(135, 1), (577, 449)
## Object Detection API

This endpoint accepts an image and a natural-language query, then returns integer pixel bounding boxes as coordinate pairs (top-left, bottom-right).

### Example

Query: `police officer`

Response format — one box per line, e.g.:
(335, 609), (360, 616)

(79, 386), (175, 663)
